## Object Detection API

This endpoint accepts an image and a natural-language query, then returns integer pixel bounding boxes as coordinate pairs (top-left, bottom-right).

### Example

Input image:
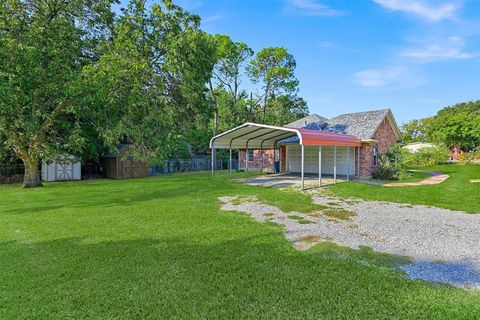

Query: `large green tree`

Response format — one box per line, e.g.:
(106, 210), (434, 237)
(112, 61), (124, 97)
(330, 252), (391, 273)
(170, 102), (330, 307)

(0, 0), (216, 188)
(428, 100), (480, 149)
(400, 118), (433, 143)
(401, 100), (480, 150)
(208, 35), (253, 133)
(263, 94), (308, 126)
(84, 0), (216, 163)
(247, 47), (300, 123)
(0, 0), (115, 187)
(207, 35), (252, 165)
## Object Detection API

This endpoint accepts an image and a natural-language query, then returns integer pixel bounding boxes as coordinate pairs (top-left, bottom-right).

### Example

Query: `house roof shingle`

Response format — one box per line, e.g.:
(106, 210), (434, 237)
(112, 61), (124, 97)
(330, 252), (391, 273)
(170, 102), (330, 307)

(286, 109), (392, 140)
(287, 114), (329, 130)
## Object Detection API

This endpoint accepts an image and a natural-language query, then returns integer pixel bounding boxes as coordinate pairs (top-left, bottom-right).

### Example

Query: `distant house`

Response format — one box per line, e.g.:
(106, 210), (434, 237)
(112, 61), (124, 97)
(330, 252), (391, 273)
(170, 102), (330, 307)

(403, 142), (437, 153)
(210, 109), (402, 184)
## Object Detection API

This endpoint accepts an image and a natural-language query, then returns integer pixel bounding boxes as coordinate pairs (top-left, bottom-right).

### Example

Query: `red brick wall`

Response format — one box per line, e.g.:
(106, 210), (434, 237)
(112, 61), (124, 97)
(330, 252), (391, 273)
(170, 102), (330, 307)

(373, 118), (398, 154)
(280, 146), (286, 172)
(359, 117), (398, 177)
(239, 149), (275, 171)
(359, 142), (376, 177)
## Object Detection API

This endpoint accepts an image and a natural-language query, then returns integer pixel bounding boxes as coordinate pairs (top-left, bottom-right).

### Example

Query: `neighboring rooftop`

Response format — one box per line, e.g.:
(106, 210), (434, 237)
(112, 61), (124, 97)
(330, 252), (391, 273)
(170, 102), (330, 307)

(287, 109), (395, 140)
(287, 114), (328, 130)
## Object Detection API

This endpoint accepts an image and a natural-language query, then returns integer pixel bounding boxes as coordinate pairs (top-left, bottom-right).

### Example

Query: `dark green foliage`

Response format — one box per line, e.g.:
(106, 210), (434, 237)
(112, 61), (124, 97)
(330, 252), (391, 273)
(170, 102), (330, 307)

(84, 0), (217, 164)
(247, 47), (307, 124)
(401, 100), (480, 149)
(0, 0), (309, 187)
(429, 100), (480, 149)
(0, 0), (116, 186)
(207, 39), (309, 151)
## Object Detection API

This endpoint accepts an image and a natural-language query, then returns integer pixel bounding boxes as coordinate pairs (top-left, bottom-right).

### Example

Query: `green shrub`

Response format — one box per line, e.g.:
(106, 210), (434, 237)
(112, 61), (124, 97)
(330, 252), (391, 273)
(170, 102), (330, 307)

(371, 154), (400, 180)
(395, 170), (412, 181)
(400, 146), (449, 166)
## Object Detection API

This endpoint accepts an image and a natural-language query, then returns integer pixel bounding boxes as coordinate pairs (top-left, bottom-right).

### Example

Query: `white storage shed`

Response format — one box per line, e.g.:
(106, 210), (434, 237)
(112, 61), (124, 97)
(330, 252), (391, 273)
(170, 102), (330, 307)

(41, 158), (81, 182)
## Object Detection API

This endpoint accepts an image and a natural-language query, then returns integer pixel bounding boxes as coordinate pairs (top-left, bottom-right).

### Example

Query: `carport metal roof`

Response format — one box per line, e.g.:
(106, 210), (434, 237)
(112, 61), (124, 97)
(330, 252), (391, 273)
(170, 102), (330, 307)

(210, 122), (361, 149)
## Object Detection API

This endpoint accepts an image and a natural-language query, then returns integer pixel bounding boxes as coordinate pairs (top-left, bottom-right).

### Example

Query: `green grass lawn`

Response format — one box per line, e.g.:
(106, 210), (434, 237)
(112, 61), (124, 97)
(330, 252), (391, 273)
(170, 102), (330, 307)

(328, 164), (480, 213)
(1, 172), (479, 319)
(357, 170), (432, 184)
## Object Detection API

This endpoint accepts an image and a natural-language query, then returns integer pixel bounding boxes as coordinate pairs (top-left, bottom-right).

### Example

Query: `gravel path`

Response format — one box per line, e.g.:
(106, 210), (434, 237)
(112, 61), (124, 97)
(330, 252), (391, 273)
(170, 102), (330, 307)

(219, 194), (480, 289)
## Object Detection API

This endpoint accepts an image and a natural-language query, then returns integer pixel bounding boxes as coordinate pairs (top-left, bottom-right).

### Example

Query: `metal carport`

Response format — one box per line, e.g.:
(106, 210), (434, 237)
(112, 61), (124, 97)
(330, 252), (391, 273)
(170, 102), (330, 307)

(210, 122), (361, 189)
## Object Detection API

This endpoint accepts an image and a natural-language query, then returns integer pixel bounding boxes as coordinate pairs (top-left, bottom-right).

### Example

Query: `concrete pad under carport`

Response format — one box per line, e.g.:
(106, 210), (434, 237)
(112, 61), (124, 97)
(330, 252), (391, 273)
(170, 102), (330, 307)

(234, 173), (346, 189)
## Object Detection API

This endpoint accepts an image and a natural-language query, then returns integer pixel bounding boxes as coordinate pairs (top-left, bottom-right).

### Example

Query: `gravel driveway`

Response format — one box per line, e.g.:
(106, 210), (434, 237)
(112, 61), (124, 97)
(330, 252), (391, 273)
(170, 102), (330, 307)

(219, 193), (480, 289)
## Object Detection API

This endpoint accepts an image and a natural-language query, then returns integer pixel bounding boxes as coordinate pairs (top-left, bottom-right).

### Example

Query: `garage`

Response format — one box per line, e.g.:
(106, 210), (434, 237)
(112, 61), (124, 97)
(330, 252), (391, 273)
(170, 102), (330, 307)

(285, 145), (355, 176)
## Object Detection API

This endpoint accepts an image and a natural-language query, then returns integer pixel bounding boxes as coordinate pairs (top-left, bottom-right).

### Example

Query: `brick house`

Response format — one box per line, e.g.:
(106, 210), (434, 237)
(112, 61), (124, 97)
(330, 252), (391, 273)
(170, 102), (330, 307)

(235, 109), (401, 177)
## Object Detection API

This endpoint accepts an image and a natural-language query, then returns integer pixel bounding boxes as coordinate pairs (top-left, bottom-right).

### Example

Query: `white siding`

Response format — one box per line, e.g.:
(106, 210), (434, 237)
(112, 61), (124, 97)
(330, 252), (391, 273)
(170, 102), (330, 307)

(41, 160), (81, 182)
(286, 145), (354, 175)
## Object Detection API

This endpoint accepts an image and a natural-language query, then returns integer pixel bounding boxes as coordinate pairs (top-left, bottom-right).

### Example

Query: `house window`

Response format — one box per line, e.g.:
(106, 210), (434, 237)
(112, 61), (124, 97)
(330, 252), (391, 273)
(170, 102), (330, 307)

(373, 147), (378, 166)
(247, 149), (254, 162)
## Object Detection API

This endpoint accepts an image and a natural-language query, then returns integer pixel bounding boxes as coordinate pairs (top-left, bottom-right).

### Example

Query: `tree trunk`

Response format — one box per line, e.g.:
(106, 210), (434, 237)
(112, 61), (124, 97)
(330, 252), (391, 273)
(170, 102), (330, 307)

(22, 157), (42, 188)
(263, 83), (270, 122)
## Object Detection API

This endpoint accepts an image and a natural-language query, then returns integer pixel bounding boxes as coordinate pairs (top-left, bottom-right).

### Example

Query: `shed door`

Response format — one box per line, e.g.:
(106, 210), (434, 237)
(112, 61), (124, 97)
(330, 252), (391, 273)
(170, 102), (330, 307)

(55, 163), (74, 180)
(122, 159), (144, 178)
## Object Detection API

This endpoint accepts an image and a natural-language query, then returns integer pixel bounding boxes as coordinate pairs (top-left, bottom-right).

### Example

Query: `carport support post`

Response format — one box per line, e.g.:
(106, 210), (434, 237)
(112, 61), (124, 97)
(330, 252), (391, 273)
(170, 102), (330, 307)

(211, 148), (215, 175)
(318, 145), (322, 187)
(333, 146), (337, 184)
(346, 146), (350, 181)
(273, 145), (276, 173)
(245, 147), (249, 172)
(357, 147), (361, 177)
(260, 145), (264, 172)
(301, 144), (305, 190)
(229, 148), (232, 174)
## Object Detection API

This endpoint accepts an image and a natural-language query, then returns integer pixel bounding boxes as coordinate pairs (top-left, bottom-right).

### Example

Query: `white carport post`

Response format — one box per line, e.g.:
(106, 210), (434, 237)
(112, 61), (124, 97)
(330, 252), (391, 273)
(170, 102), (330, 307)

(273, 145), (276, 172)
(357, 147), (361, 177)
(318, 145), (322, 187)
(346, 146), (350, 181)
(260, 143), (264, 172)
(301, 144), (305, 190)
(245, 146), (249, 172)
(229, 148), (232, 174)
(211, 147), (215, 175)
(333, 146), (337, 184)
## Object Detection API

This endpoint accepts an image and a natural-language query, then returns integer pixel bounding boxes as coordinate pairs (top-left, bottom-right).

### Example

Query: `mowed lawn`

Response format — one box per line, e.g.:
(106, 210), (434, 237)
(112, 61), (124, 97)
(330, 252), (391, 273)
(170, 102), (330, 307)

(1, 172), (479, 319)
(328, 164), (480, 213)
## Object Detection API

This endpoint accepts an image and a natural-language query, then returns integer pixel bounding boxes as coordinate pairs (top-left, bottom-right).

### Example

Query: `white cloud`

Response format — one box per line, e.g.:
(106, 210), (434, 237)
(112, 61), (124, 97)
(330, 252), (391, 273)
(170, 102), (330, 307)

(203, 13), (225, 24)
(401, 36), (477, 61)
(354, 66), (424, 88)
(373, 0), (459, 22)
(285, 0), (345, 16)
(318, 40), (336, 48)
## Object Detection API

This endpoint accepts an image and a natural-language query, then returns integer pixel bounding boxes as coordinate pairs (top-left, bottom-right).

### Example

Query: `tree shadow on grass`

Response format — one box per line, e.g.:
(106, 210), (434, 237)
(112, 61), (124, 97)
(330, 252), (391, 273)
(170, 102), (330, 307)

(1, 173), (316, 216)
(1, 177), (212, 215)
(0, 236), (479, 319)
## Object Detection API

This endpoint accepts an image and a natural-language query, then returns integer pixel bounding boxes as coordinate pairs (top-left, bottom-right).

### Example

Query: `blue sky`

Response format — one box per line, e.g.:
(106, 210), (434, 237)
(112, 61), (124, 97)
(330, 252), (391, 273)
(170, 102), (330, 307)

(129, 0), (480, 124)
